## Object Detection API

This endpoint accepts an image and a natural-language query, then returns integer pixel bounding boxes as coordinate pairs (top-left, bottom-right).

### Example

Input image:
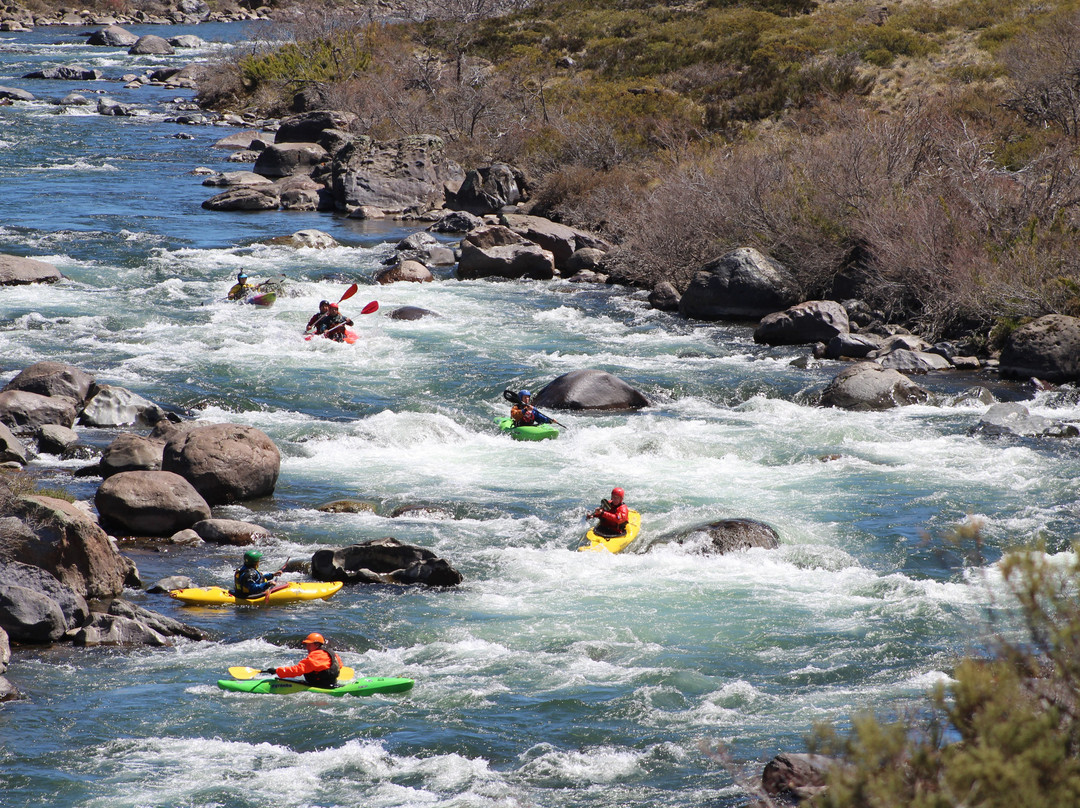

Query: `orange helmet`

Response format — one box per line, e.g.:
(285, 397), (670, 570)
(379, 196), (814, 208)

(302, 632), (325, 645)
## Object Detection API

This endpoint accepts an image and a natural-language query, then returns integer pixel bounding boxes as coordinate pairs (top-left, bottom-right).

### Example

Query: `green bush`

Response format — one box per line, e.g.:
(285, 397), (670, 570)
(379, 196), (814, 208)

(240, 29), (374, 92)
(811, 542), (1080, 807)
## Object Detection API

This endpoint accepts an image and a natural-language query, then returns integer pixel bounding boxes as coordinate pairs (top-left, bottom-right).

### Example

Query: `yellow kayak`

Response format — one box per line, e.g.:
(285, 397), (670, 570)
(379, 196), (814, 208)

(578, 510), (642, 554)
(169, 581), (343, 606)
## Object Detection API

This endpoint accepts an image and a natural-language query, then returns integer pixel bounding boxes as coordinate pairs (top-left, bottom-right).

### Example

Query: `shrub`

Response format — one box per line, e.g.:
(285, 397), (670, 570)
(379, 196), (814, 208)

(809, 539), (1080, 808)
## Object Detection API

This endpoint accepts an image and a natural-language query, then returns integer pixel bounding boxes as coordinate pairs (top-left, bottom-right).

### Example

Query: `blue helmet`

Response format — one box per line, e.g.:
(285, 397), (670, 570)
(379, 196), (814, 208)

(238, 272), (248, 281)
(518, 390), (531, 399)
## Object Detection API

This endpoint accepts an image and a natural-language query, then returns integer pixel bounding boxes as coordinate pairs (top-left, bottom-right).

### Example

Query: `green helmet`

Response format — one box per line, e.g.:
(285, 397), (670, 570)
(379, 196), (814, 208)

(243, 550), (263, 564)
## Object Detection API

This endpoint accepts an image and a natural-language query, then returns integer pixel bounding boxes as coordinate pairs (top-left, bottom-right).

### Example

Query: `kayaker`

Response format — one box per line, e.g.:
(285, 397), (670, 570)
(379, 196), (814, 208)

(313, 302), (354, 342)
(588, 487), (629, 537)
(510, 390), (552, 427)
(233, 549), (284, 598)
(264, 633), (343, 687)
(227, 271), (255, 301)
(305, 300), (331, 332)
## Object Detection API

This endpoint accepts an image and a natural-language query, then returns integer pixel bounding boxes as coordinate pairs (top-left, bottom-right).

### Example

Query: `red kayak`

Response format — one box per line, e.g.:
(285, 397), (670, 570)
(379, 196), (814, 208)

(305, 329), (358, 344)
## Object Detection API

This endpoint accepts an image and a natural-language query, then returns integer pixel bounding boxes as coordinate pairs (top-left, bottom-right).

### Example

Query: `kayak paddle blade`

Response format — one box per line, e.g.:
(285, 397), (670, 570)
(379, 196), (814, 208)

(361, 300), (379, 315)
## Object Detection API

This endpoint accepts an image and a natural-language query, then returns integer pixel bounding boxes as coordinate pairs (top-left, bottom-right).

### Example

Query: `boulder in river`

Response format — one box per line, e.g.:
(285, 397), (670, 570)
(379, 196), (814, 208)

(761, 753), (835, 803)
(819, 362), (931, 411)
(253, 142), (329, 179)
(95, 470), (212, 536)
(0, 561), (89, 636)
(0, 390), (78, 431)
(754, 300), (850, 346)
(161, 423), (280, 505)
(998, 314), (1080, 384)
(311, 537), (463, 587)
(128, 35), (174, 55)
(534, 370), (650, 411)
(389, 306), (440, 321)
(98, 433), (165, 477)
(2, 494), (131, 600)
(86, 24), (138, 46)
(190, 518), (271, 546)
(0, 254), (62, 285)
(202, 187), (280, 211)
(79, 384), (167, 427)
(668, 519), (780, 554)
(679, 247), (799, 321)
(3, 361), (94, 402)
(456, 225), (555, 280)
(971, 402), (1079, 439)
(0, 86), (34, 102)
(500, 213), (609, 271)
(22, 66), (102, 81)
(374, 260), (433, 284)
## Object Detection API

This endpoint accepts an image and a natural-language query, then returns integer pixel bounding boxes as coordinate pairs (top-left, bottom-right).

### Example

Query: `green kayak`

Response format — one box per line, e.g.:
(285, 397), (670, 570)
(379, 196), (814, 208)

(495, 416), (559, 441)
(217, 676), (414, 697)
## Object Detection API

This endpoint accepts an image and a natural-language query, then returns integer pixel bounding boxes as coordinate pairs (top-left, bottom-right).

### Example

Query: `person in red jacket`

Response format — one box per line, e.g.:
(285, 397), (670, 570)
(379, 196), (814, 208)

(264, 633), (342, 687)
(589, 487), (629, 537)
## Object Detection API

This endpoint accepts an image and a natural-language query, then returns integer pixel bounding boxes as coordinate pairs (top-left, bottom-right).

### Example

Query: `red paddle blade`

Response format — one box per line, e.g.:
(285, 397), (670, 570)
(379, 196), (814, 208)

(339, 283), (359, 303)
(361, 300), (379, 314)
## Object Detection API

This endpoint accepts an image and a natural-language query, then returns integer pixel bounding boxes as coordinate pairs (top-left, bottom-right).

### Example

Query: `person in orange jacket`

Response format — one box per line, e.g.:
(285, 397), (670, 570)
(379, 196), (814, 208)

(589, 487), (629, 537)
(264, 633), (343, 687)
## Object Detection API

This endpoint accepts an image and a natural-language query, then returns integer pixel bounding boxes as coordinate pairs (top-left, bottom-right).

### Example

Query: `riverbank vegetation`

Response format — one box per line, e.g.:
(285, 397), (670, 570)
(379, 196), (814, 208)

(194, 0), (1080, 345)
(808, 531), (1080, 806)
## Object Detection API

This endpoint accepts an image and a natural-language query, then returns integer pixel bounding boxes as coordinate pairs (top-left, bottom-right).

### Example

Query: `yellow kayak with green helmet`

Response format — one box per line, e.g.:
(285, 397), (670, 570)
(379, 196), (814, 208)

(169, 549), (342, 606)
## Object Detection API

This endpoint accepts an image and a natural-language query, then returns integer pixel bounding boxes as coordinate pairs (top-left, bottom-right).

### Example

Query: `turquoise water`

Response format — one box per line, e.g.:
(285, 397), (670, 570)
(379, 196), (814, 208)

(2, 22), (1080, 808)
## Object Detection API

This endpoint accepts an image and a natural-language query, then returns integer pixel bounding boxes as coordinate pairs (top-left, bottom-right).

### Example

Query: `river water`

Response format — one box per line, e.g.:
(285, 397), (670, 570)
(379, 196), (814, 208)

(2, 20), (1079, 808)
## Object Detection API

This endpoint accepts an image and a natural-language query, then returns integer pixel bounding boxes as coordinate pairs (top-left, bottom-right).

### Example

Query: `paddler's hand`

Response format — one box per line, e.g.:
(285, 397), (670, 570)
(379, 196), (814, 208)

(262, 668), (277, 675)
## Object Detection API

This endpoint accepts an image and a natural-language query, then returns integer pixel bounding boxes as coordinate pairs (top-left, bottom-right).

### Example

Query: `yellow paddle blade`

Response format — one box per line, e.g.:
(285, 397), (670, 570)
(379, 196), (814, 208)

(228, 665), (357, 681)
(228, 666), (264, 680)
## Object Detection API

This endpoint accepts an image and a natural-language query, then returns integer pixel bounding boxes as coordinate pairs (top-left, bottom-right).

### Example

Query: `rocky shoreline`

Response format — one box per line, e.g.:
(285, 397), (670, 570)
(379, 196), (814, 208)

(0, 0), (267, 31)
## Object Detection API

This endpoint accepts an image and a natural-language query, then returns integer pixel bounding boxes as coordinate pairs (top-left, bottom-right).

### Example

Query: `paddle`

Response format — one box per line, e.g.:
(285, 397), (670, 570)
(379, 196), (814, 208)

(501, 388), (568, 429)
(228, 665), (357, 682)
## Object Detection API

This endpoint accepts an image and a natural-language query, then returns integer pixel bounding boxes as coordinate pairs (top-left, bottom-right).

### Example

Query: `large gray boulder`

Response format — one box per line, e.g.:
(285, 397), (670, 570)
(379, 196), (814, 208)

(87, 24), (138, 46)
(22, 66), (102, 81)
(202, 187), (281, 211)
(669, 519), (780, 555)
(452, 163), (524, 214)
(754, 300), (850, 346)
(679, 247), (799, 320)
(534, 370), (650, 411)
(0, 561), (89, 631)
(0, 390), (78, 430)
(3, 361), (94, 402)
(820, 362), (931, 410)
(0, 86), (34, 102)
(1, 496), (131, 599)
(99, 433), (165, 477)
(333, 135), (460, 215)
(999, 314), (1080, 383)
(499, 213), (609, 270)
(276, 110), (356, 143)
(972, 402), (1078, 439)
(95, 471), (211, 536)
(253, 142), (329, 179)
(311, 537), (462, 586)
(161, 423), (280, 505)
(79, 384), (167, 427)
(128, 35), (174, 55)
(457, 225), (555, 280)
(374, 260), (433, 284)
(0, 583), (67, 643)
(72, 601), (205, 647)
(0, 254), (62, 285)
